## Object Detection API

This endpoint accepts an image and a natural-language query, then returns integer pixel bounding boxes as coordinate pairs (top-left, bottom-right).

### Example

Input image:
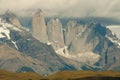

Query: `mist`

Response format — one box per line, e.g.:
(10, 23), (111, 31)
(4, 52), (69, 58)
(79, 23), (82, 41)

(0, 0), (120, 19)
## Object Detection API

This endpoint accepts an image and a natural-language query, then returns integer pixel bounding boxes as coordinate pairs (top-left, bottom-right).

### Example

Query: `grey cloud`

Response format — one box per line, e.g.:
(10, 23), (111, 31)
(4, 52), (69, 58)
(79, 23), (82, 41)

(0, 0), (120, 20)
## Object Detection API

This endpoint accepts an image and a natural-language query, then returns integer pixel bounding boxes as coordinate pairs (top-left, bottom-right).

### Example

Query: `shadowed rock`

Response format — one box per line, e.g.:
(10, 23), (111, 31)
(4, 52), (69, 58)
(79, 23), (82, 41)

(2, 10), (21, 26)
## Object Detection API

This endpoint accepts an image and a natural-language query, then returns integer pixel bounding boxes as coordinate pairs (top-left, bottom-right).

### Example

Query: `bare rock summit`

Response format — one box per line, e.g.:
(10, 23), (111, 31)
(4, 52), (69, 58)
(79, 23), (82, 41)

(31, 9), (48, 43)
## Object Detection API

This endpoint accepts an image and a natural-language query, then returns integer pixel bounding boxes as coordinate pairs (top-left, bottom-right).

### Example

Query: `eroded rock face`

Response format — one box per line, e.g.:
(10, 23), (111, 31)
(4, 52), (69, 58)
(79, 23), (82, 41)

(2, 10), (21, 26)
(64, 20), (77, 46)
(47, 18), (64, 49)
(63, 21), (120, 69)
(0, 17), (82, 75)
(31, 9), (48, 43)
(66, 22), (99, 54)
(1, 9), (120, 73)
(61, 21), (101, 64)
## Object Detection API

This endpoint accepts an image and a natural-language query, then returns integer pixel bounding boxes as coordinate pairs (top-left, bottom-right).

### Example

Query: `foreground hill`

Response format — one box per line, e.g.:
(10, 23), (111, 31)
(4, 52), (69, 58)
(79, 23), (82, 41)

(0, 70), (120, 80)
(47, 70), (120, 80)
(0, 69), (43, 80)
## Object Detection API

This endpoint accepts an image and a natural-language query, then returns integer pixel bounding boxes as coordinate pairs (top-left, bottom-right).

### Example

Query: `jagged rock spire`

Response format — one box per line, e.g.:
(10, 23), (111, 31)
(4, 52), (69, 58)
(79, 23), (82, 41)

(31, 9), (48, 43)
(47, 18), (64, 49)
(2, 10), (21, 26)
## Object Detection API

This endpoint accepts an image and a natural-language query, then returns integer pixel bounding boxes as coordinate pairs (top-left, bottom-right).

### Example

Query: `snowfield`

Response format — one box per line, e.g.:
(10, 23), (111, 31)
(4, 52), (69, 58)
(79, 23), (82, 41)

(107, 25), (120, 39)
(106, 25), (120, 48)
(0, 18), (22, 39)
(56, 46), (100, 65)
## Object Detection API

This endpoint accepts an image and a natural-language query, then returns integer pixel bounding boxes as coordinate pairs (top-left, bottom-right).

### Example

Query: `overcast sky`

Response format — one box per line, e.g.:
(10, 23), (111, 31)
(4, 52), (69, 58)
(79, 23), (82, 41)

(0, 0), (120, 19)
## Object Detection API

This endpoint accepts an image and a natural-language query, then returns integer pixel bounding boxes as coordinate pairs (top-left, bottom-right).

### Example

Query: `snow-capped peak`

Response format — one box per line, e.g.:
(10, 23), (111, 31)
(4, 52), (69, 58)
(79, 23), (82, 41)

(56, 46), (100, 65)
(106, 26), (120, 48)
(106, 35), (120, 48)
(0, 18), (22, 39)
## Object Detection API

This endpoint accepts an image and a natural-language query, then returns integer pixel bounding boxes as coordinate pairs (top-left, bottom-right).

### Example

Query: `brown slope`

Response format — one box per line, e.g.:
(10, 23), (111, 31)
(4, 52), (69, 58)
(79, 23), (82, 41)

(0, 69), (120, 80)
(0, 43), (27, 72)
(0, 69), (43, 80)
(0, 43), (52, 74)
(46, 70), (120, 80)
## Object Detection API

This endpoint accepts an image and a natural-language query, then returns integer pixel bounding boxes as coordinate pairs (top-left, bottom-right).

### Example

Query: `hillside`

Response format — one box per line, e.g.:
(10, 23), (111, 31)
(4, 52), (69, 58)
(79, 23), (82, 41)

(0, 70), (120, 80)
(0, 70), (43, 80)
(47, 70), (120, 80)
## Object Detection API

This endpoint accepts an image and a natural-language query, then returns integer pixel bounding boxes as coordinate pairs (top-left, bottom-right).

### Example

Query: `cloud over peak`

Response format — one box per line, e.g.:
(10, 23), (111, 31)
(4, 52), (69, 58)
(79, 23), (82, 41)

(0, 0), (120, 19)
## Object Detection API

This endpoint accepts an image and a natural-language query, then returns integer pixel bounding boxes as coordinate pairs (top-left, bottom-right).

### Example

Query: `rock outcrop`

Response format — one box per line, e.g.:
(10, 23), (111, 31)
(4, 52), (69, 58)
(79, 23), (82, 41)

(64, 22), (99, 54)
(0, 17), (83, 75)
(64, 20), (77, 46)
(63, 21), (120, 69)
(31, 9), (48, 43)
(2, 10), (21, 26)
(1, 9), (120, 74)
(47, 18), (64, 49)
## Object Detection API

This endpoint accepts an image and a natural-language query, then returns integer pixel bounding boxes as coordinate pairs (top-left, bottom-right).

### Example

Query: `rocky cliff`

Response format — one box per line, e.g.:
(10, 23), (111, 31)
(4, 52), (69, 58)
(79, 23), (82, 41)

(2, 10), (21, 27)
(0, 17), (83, 75)
(63, 21), (120, 69)
(47, 18), (64, 49)
(31, 9), (48, 43)
(31, 10), (120, 70)
(0, 9), (120, 75)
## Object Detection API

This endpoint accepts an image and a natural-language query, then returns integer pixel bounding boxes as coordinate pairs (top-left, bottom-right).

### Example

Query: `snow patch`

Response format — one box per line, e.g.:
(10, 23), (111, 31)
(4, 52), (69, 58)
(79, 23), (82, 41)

(56, 46), (100, 65)
(56, 46), (69, 55)
(47, 42), (51, 45)
(12, 41), (18, 50)
(107, 25), (120, 39)
(106, 35), (120, 48)
(12, 27), (22, 32)
(0, 27), (10, 39)
(107, 25), (120, 28)
(0, 33), (5, 38)
(106, 25), (120, 48)
(0, 18), (23, 39)
(27, 39), (31, 41)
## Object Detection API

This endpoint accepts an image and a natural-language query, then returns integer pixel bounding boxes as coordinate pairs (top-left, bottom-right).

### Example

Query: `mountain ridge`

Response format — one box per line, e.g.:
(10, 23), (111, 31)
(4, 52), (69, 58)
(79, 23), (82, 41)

(0, 10), (120, 75)
(0, 17), (83, 75)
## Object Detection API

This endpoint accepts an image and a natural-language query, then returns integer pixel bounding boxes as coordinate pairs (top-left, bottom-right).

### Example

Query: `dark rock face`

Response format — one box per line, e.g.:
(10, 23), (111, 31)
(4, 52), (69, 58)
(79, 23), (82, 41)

(17, 66), (35, 72)
(2, 10), (21, 26)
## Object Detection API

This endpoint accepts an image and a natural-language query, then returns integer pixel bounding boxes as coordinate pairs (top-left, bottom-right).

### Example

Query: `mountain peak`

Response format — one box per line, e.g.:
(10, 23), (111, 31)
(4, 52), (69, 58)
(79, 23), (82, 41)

(2, 10), (21, 26)
(32, 9), (48, 43)
(34, 9), (44, 16)
(36, 9), (42, 13)
(4, 10), (16, 19)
